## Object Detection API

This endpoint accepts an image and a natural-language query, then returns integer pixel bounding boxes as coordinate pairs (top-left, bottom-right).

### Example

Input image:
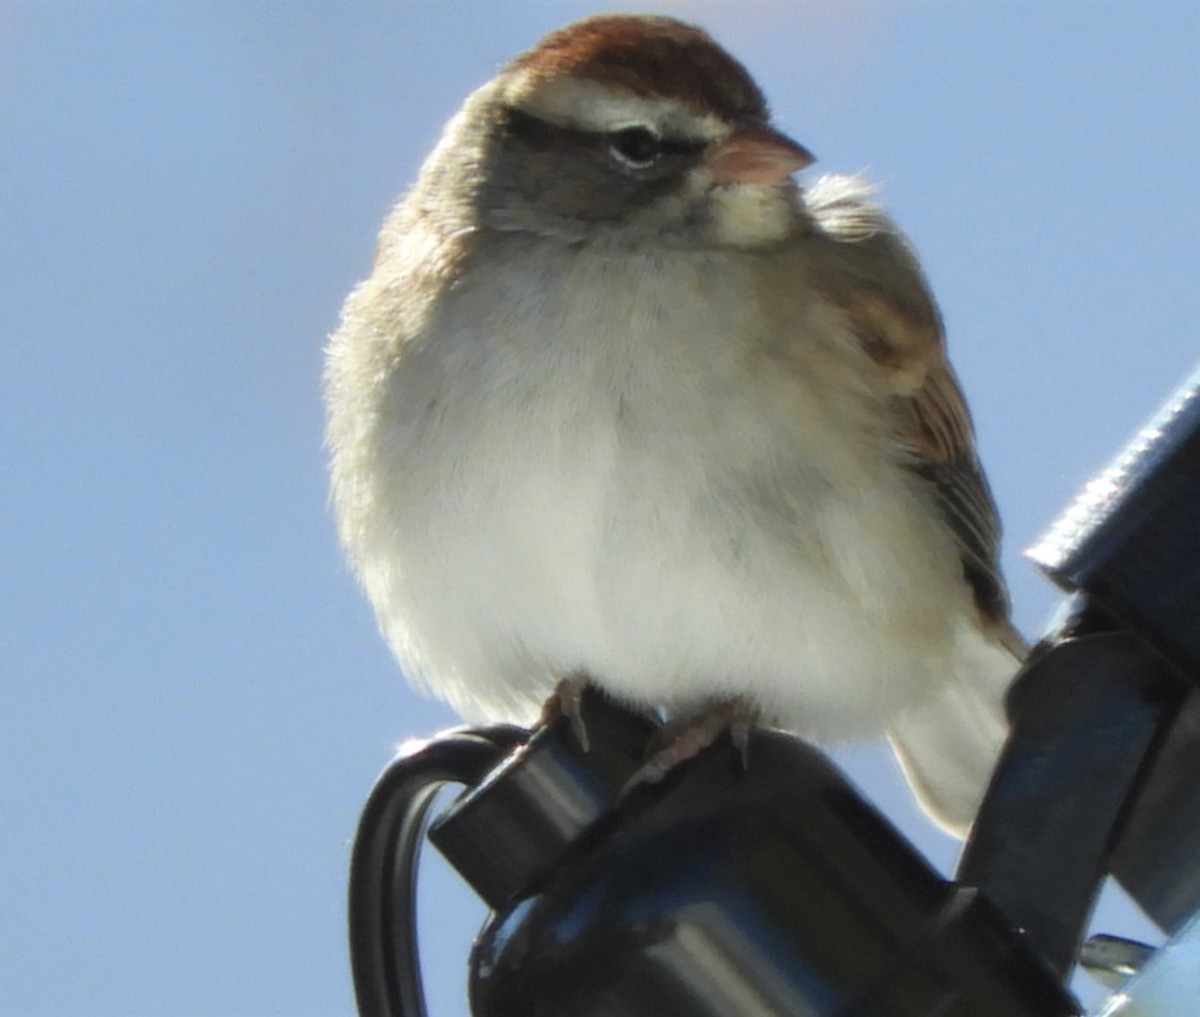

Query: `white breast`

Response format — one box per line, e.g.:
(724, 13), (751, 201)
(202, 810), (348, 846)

(329, 233), (976, 738)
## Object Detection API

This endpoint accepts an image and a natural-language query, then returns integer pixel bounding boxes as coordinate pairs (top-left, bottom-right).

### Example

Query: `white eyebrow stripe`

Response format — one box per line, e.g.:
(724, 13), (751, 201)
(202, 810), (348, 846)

(501, 71), (728, 143)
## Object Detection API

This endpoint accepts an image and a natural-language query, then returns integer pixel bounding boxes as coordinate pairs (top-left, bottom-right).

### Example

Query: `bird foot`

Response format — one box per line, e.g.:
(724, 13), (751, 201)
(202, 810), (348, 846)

(538, 672), (591, 751)
(619, 699), (755, 800)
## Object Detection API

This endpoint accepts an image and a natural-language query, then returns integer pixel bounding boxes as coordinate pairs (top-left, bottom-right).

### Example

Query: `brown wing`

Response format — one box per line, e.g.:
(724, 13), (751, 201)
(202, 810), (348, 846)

(804, 176), (1011, 629)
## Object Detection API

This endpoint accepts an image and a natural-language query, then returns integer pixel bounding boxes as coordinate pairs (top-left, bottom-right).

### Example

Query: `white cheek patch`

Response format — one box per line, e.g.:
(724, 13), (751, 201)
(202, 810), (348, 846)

(503, 71), (726, 142)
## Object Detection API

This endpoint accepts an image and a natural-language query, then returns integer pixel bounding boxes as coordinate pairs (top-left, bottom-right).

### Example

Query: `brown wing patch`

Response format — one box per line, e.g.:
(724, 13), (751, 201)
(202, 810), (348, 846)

(846, 291), (938, 397)
(507, 15), (767, 122)
(897, 367), (1011, 625)
(805, 175), (1011, 627)
(896, 361), (976, 465)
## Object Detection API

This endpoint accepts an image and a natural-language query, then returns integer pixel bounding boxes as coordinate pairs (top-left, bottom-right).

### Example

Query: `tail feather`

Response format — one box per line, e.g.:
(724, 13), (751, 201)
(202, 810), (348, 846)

(886, 628), (1024, 837)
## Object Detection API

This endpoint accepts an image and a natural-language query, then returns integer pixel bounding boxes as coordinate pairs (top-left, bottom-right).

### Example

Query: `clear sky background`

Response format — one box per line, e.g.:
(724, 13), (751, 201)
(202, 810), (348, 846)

(2, 2), (1197, 1015)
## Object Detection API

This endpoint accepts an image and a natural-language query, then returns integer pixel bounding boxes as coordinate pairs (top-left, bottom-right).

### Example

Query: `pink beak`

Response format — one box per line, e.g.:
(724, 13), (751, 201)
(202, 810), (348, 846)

(707, 125), (814, 185)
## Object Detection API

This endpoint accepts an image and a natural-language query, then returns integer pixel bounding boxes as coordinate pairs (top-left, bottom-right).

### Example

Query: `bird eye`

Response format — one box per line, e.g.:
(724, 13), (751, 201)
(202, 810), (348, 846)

(608, 126), (662, 168)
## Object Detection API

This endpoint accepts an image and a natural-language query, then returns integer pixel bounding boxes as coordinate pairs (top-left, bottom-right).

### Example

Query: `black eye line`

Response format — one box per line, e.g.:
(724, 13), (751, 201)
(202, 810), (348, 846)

(648, 136), (707, 159)
(610, 126), (707, 160)
(502, 107), (706, 163)
(502, 107), (567, 148)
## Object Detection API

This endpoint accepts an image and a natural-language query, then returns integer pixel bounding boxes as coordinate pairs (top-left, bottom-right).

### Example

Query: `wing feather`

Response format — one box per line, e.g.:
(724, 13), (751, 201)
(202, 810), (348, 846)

(803, 175), (1011, 627)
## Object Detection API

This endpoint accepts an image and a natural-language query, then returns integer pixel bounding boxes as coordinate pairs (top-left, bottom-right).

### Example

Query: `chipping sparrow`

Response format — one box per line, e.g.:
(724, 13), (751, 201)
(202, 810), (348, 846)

(325, 14), (1023, 834)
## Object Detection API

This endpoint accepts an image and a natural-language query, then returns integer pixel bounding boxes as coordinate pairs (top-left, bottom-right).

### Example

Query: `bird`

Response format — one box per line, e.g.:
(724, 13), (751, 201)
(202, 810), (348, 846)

(324, 13), (1023, 835)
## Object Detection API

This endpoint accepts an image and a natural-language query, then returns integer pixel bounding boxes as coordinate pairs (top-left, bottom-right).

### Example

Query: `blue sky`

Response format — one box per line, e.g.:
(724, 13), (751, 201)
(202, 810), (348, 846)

(2, 3), (1196, 1015)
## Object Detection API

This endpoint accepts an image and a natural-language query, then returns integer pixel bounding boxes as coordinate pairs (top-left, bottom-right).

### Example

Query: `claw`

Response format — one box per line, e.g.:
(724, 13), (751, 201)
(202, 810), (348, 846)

(539, 673), (591, 751)
(730, 713), (752, 771)
(618, 699), (756, 801)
